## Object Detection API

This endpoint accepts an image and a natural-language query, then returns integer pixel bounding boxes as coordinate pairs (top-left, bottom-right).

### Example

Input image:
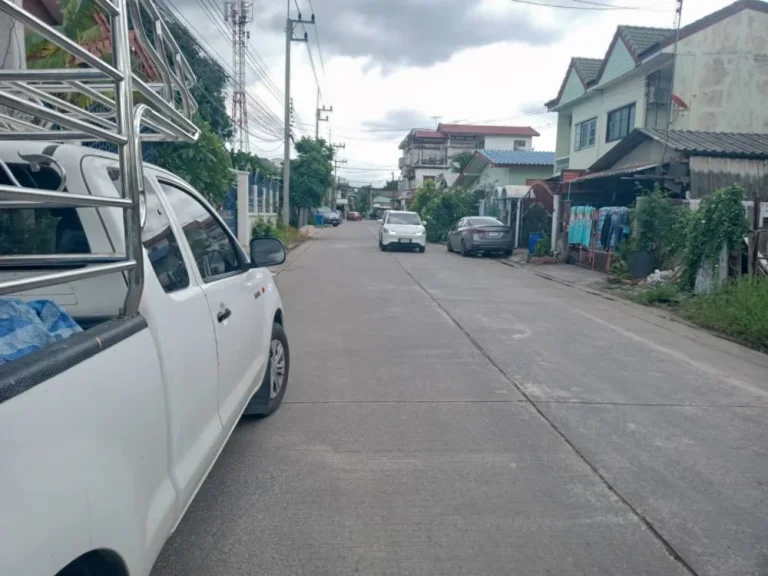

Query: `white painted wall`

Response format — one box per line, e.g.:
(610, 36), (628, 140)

(485, 135), (532, 150)
(566, 72), (647, 170)
(668, 8), (768, 133)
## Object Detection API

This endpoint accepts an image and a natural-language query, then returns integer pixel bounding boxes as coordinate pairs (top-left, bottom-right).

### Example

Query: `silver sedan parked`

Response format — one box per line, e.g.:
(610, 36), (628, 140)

(446, 216), (513, 257)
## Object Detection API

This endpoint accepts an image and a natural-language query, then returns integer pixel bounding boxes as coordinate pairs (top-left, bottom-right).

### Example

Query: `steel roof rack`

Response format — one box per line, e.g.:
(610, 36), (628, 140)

(0, 0), (200, 317)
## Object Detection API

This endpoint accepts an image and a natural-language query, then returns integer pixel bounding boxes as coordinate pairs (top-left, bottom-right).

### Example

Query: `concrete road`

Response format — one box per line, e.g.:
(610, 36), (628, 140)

(152, 222), (768, 576)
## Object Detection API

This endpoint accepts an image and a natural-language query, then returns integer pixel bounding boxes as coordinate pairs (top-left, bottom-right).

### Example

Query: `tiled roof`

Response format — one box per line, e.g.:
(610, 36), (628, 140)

(641, 129), (768, 156)
(479, 150), (555, 166)
(438, 124), (540, 137)
(572, 58), (602, 84)
(618, 26), (673, 59)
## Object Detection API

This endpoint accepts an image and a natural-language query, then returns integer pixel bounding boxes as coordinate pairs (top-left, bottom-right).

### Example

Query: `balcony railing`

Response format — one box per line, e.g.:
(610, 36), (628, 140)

(415, 157), (447, 167)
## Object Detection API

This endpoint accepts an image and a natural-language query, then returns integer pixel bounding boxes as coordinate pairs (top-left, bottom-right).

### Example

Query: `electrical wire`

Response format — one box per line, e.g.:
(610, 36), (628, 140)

(306, 0), (326, 77)
(510, 0), (668, 10)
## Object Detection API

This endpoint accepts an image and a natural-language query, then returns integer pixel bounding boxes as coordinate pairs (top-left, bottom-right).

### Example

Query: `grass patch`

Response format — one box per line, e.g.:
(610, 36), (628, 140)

(680, 277), (768, 350)
(630, 283), (682, 305)
(252, 218), (304, 248)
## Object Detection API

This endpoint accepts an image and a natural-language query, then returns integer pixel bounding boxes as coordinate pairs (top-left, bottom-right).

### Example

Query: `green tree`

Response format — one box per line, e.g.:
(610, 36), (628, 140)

(355, 186), (371, 214)
(26, 0), (103, 69)
(231, 151), (279, 178)
(155, 114), (233, 203)
(421, 187), (476, 242)
(409, 179), (440, 217)
(451, 151), (473, 173)
(289, 137), (334, 215)
(383, 178), (398, 190)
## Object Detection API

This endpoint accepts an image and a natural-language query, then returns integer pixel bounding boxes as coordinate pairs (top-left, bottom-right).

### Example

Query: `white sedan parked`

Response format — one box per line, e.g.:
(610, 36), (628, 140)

(378, 210), (427, 253)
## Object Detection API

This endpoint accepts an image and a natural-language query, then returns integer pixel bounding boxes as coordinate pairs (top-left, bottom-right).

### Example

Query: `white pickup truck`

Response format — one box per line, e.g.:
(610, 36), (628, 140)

(0, 141), (290, 576)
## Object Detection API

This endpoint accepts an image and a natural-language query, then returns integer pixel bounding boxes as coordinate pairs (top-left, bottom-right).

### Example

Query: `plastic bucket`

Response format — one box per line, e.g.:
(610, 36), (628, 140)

(528, 232), (545, 254)
(314, 213), (324, 227)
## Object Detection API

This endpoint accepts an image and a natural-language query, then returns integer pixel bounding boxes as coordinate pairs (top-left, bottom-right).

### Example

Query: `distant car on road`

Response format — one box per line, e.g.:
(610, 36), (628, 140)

(378, 210), (426, 253)
(447, 216), (513, 257)
(347, 211), (362, 221)
(317, 207), (342, 227)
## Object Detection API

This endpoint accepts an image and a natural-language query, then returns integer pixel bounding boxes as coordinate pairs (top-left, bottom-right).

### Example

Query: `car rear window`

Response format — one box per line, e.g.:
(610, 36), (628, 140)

(469, 217), (504, 226)
(387, 213), (421, 225)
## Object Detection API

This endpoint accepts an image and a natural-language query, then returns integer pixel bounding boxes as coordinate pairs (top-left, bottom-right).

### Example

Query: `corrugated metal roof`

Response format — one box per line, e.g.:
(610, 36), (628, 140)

(572, 58), (602, 84)
(479, 149), (555, 166)
(570, 163), (659, 183)
(618, 26), (673, 58)
(641, 129), (768, 156)
(413, 130), (445, 139)
(437, 124), (540, 137)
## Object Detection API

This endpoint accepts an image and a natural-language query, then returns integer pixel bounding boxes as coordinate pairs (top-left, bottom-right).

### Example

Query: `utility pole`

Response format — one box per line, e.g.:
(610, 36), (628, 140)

(657, 0), (683, 179)
(225, 0), (253, 153)
(315, 88), (332, 139)
(282, 0), (314, 225)
(331, 141), (345, 209)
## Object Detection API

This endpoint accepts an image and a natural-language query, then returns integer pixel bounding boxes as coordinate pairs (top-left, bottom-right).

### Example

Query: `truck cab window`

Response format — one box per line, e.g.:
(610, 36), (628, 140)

(159, 183), (242, 281)
(0, 164), (89, 257)
(108, 169), (190, 293)
(142, 187), (190, 293)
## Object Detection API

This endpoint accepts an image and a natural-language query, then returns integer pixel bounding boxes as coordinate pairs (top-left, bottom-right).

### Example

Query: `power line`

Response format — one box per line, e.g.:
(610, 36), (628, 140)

(306, 0), (326, 77)
(510, 0), (668, 10)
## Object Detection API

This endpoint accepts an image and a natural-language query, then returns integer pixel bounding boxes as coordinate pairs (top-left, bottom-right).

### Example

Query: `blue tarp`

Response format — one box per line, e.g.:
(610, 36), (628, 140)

(0, 299), (82, 365)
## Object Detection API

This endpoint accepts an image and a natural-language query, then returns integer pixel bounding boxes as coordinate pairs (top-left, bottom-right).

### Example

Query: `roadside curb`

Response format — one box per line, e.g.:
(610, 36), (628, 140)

(272, 229), (323, 277)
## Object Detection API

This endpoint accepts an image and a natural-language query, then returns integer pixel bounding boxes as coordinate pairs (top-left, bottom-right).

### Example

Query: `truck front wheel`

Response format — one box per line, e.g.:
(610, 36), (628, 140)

(243, 322), (290, 417)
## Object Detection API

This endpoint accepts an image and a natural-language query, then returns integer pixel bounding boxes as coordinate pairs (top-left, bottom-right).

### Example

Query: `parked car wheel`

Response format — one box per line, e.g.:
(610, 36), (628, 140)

(243, 322), (289, 417)
(460, 240), (469, 257)
(418, 246), (425, 253)
(446, 238), (453, 252)
(503, 249), (512, 258)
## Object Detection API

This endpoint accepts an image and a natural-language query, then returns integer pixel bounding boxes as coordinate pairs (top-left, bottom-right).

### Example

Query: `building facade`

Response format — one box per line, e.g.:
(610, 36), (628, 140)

(546, 0), (768, 176)
(398, 124), (541, 203)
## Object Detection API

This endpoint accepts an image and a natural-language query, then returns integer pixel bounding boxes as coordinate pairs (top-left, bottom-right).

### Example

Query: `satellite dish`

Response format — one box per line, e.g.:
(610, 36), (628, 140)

(671, 94), (689, 110)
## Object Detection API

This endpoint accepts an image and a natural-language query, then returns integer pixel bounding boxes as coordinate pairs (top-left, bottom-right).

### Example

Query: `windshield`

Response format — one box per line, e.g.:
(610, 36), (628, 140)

(469, 217), (504, 226)
(387, 213), (422, 225)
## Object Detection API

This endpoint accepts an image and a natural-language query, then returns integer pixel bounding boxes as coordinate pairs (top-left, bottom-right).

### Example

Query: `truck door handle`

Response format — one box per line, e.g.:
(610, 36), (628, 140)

(217, 308), (232, 323)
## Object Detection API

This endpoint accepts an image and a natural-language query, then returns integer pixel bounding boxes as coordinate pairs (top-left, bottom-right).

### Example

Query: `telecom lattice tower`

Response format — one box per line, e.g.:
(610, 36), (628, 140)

(225, 0), (253, 153)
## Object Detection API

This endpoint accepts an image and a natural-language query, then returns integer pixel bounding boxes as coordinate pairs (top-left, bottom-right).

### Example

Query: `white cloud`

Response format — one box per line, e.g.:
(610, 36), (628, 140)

(178, 0), (738, 186)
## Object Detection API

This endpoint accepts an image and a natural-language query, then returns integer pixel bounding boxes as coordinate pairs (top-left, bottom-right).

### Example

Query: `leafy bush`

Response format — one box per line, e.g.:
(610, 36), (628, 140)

(533, 235), (552, 257)
(632, 186), (693, 268)
(411, 185), (476, 243)
(682, 185), (748, 289)
(252, 218), (302, 247)
(681, 277), (768, 350)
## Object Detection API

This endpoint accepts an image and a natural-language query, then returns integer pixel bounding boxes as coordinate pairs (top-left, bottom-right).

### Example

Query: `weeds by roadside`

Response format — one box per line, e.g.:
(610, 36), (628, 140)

(680, 277), (768, 350)
(630, 283), (682, 305)
(252, 218), (305, 248)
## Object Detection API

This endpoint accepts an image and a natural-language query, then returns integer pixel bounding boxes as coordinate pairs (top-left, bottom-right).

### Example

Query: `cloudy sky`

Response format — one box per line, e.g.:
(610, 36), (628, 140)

(173, 0), (737, 186)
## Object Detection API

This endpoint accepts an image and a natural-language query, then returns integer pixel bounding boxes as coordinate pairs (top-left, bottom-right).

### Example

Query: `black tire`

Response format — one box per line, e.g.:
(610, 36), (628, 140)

(243, 322), (289, 417)
(446, 238), (453, 252)
(380, 242), (387, 251)
(503, 249), (512, 258)
(418, 246), (425, 253)
(460, 240), (469, 257)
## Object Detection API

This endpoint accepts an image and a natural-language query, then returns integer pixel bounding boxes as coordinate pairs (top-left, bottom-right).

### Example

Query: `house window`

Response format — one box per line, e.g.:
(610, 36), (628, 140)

(513, 140), (527, 151)
(606, 103), (636, 143)
(573, 118), (596, 151)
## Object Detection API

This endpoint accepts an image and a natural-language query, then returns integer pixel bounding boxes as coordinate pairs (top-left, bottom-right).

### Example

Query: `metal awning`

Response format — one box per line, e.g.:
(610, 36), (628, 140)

(569, 163), (659, 183)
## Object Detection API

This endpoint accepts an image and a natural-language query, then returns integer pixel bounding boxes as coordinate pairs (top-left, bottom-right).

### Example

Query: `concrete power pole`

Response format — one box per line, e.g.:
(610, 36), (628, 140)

(331, 141), (346, 209)
(315, 88), (332, 139)
(225, 0), (253, 153)
(282, 1), (314, 225)
(0, 0), (26, 122)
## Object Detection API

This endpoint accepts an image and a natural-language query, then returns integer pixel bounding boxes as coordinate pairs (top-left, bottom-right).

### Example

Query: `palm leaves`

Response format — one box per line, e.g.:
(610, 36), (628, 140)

(26, 0), (105, 68)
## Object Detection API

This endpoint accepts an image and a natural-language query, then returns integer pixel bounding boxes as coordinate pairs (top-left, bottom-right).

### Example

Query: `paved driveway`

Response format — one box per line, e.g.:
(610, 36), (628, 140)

(152, 221), (768, 576)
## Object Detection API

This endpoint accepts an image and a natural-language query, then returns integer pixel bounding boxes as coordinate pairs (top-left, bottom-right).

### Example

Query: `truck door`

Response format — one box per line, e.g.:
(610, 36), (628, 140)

(159, 182), (269, 432)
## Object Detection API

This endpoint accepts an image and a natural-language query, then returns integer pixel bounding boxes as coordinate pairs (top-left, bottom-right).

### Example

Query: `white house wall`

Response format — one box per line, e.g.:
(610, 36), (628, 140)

(568, 73), (647, 170)
(598, 38), (635, 86)
(669, 8), (768, 133)
(484, 135), (532, 149)
(560, 69), (586, 106)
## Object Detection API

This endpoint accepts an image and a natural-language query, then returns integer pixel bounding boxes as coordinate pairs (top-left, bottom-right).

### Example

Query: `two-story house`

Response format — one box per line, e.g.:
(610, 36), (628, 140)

(398, 123), (540, 203)
(546, 0), (768, 177)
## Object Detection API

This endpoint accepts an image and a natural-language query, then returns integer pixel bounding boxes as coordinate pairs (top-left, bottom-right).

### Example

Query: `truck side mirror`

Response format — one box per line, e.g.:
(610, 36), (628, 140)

(250, 237), (286, 268)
